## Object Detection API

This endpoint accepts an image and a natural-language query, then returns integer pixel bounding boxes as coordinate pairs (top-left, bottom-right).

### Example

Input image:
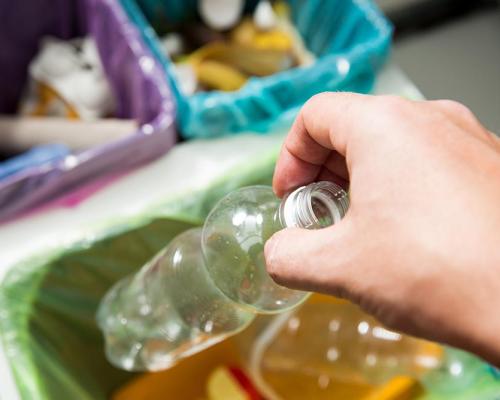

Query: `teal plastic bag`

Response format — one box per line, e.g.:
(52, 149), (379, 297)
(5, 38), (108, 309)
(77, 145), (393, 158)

(121, 0), (393, 138)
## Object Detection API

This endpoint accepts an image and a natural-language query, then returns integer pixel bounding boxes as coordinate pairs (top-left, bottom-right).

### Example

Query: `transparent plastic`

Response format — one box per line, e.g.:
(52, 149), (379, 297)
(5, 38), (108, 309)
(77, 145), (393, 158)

(421, 347), (487, 394)
(202, 182), (349, 313)
(97, 181), (348, 371)
(248, 301), (445, 399)
(96, 228), (255, 371)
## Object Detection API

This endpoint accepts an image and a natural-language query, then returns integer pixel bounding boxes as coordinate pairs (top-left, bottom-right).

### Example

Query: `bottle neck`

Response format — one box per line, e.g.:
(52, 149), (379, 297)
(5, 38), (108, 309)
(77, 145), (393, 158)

(277, 181), (349, 229)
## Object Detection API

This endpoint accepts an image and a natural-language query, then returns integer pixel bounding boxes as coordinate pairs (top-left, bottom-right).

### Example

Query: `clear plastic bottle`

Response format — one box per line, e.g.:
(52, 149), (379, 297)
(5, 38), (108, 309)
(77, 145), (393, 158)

(247, 299), (445, 400)
(202, 181), (349, 313)
(96, 228), (255, 371)
(97, 181), (349, 371)
(421, 347), (488, 394)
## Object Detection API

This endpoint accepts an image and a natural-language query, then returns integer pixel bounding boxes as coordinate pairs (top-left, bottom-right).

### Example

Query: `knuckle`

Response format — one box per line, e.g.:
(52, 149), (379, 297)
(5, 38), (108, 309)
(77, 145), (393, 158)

(305, 92), (332, 109)
(436, 100), (475, 121)
(376, 95), (411, 114)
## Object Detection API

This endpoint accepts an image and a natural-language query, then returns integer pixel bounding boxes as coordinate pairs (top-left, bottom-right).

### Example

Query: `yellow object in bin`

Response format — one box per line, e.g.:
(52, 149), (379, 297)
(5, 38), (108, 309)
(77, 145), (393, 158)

(29, 81), (80, 119)
(188, 42), (293, 78)
(195, 60), (248, 91)
(231, 18), (294, 52)
(113, 339), (242, 400)
(207, 366), (264, 400)
(207, 367), (249, 400)
(363, 376), (424, 400)
(20, 37), (115, 120)
(259, 369), (376, 399)
(308, 293), (350, 305)
(251, 295), (441, 399)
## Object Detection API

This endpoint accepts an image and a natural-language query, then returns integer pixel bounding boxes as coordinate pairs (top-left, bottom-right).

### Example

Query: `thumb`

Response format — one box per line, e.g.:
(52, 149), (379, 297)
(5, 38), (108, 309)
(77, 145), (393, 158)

(264, 220), (356, 297)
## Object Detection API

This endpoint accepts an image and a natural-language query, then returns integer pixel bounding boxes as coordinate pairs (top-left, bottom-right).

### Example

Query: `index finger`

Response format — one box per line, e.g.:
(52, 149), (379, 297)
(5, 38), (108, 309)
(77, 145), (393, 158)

(273, 92), (370, 197)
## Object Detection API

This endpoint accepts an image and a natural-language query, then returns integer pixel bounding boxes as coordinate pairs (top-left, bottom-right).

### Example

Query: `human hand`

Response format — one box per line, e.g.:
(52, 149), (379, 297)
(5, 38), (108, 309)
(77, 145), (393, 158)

(264, 93), (500, 366)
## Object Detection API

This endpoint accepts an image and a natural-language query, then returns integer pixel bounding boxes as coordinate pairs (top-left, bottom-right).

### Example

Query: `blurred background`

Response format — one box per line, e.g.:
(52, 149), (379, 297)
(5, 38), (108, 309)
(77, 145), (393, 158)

(379, 0), (500, 132)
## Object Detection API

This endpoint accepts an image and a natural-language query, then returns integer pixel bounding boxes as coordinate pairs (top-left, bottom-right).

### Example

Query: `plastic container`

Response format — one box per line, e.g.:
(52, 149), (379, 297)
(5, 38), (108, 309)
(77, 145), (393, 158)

(248, 300), (443, 399)
(201, 182), (349, 312)
(97, 182), (349, 371)
(121, 0), (393, 138)
(0, 0), (177, 221)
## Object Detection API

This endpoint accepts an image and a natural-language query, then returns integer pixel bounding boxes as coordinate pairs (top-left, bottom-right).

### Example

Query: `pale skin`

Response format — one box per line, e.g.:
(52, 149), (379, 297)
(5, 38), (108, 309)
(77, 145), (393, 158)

(264, 92), (500, 367)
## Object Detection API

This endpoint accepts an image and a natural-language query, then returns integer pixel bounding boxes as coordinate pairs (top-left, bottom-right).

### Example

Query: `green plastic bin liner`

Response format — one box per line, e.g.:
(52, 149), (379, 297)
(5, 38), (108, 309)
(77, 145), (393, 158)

(0, 129), (283, 400)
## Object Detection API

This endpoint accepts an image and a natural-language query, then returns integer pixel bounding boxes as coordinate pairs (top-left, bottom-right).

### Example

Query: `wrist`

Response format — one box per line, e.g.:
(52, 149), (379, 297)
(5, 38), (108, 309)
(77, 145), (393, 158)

(458, 258), (500, 367)
(471, 295), (500, 367)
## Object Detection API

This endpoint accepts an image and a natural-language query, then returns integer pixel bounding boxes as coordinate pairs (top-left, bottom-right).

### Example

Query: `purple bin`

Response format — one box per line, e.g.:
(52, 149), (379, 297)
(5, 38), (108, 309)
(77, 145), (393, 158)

(0, 0), (177, 221)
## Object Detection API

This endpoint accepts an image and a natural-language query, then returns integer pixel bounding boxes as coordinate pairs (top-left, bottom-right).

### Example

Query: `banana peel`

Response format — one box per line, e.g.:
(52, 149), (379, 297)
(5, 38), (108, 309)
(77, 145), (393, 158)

(231, 18), (293, 52)
(195, 60), (248, 91)
(362, 376), (424, 400)
(188, 42), (293, 78)
(180, 2), (302, 93)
